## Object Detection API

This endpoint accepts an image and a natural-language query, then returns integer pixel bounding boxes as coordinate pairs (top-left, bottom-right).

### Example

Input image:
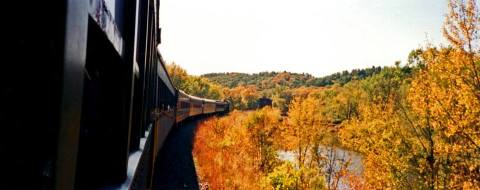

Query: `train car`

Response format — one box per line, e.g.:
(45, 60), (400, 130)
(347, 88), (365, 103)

(3, 0), (230, 188)
(188, 94), (204, 117)
(203, 99), (217, 114)
(176, 91), (230, 121)
(215, 101), (229, 113)
(3, 0), (179, 189)
(176, 91), (191, 122)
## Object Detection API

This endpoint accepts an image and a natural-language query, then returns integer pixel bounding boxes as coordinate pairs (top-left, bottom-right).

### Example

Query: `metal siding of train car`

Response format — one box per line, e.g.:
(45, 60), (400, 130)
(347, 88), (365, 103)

(88, 0), (124, 57)
(188, 95), (204, 117)
(176, 98), (190, 122)
(156, 55), (175, 95)
(176, 91), (191, 121)
(190, 101), (203, 116)
(203, 99), (216, 114)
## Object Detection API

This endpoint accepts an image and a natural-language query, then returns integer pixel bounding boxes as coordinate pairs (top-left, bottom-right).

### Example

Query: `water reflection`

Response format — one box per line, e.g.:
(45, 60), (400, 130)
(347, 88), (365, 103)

(278, 145), (363, 190)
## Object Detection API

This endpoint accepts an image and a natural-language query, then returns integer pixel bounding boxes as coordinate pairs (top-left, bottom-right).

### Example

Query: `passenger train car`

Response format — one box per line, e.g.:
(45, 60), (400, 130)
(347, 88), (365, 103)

(176, 90), (230, 123)
(1, 0), (230, 189)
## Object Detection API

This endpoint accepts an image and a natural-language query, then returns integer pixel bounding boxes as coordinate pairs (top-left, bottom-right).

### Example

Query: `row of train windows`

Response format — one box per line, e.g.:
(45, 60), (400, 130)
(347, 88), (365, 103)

(180, 101), (226, 109)
(180, 102), (189, 108)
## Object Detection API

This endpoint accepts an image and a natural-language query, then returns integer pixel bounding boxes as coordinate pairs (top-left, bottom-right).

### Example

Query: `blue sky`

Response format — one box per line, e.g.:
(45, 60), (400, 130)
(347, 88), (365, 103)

(159, 0), (452, 77)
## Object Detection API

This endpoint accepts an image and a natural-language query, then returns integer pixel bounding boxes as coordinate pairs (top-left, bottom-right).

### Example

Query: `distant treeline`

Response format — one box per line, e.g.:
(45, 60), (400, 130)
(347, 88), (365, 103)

(202, 66), (383, 89)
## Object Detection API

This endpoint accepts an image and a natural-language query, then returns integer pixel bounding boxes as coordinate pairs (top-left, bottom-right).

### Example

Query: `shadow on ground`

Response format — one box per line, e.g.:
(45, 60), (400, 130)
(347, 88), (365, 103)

(152, 119), (200, 190)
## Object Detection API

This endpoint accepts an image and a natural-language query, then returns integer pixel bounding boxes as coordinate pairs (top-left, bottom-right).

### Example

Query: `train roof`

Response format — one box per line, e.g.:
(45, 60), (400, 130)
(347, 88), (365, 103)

(178, 90), (226, 103)
(156, 48), (176, 95)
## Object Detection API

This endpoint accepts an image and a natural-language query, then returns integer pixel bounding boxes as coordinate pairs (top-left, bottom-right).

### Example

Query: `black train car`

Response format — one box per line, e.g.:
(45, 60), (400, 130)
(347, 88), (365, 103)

(1, 0), (230, 189)
(2, 0), (176, 189)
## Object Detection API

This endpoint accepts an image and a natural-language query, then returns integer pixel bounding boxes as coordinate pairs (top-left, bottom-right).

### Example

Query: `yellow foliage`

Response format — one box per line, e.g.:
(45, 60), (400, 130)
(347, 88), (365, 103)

(283, 96), (323, 165)
(408, 47), (480, 188)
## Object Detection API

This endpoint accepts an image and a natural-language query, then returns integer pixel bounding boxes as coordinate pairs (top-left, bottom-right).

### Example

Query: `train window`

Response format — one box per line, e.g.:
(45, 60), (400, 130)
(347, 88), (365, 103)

(76, 18), (130, 188)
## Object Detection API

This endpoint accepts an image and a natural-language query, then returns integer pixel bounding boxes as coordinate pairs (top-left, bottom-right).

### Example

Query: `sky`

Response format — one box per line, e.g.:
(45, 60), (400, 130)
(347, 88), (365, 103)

(159, 0), (451, 77)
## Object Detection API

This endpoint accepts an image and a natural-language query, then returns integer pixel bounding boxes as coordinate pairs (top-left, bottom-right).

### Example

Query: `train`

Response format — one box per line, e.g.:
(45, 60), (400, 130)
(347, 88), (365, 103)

(176, 90), (230, 122)
(1, 0), (230, 189)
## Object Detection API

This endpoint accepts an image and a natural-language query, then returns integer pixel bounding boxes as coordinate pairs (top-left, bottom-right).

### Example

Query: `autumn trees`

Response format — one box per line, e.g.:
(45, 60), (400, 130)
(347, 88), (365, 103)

(404, 0), (480, 187)
(443, 0), (479, 54)
(223, 85), (260, 110)
(186, 0), (480, 188)
(409, 0), (479, 188)
(338, 0), (480, 188)
(202, 68), (384, 90)
(193, 108), (283, 189)
(338, 66), (417, 188)
(166, 62), (224, 100)
(167, 63), (264, 109)
(245, 107), (282, 173)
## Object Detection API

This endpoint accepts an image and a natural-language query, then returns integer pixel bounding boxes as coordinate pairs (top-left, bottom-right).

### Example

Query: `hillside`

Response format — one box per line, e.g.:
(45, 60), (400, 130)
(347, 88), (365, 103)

(202, 66), (383, 90)
(169, 64), (389, 110)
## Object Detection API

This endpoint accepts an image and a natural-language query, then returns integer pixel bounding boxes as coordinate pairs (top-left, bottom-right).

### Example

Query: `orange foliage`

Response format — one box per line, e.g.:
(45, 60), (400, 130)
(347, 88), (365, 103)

(223, 85), (259, 110)
(193, 108), (282, 189)
(193, 111), (259, 189)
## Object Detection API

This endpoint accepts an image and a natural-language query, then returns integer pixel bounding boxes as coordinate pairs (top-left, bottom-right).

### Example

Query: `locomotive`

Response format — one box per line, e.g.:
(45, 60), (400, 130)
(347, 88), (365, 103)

(1, 0), (230, 189)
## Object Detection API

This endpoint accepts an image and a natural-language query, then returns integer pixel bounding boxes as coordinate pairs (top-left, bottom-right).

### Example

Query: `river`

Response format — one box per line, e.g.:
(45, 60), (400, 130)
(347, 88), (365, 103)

(278, 145), (363, 189)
